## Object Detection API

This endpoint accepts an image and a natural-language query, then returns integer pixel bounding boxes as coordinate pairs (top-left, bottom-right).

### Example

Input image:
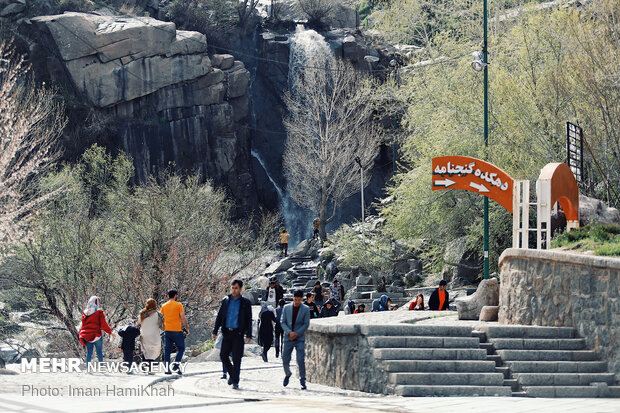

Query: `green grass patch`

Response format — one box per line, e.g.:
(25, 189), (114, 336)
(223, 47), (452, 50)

(552, 224), (620, 257)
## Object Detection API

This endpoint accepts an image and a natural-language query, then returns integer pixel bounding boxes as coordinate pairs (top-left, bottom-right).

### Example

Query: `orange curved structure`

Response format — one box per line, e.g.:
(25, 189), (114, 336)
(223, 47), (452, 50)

(538, 163), (579, 223)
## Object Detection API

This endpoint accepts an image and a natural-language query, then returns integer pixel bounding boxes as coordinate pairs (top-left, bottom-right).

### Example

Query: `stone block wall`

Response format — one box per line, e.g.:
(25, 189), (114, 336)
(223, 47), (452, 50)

(305, 324), (387, 394)
(498, 249), (620, 376)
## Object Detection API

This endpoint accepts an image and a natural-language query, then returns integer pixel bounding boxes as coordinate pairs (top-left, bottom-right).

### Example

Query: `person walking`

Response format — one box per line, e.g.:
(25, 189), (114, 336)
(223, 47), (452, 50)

(118, 320), (140, 373)
(280, 229), (291, 256)
(79, 296), (114, 366)
(161, 290), (190, 375)
(312, 218), (320, 240)
(274, 299), (285, 358)
(264, 279), (278, 307)
(274, 280), (285, 303)
(258, 303), (276, 362)
(212, 279), (252, 390)
(428, 280), (450, 311)
(139, 298), (164, 373)
(281, 290), (310, 390)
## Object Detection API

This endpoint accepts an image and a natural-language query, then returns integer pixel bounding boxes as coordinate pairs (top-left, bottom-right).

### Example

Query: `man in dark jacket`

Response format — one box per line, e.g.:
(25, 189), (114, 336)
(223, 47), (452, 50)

(212, 279), (253, 390)
(428, 280), (450, 311)
(274, 280), (285, 303)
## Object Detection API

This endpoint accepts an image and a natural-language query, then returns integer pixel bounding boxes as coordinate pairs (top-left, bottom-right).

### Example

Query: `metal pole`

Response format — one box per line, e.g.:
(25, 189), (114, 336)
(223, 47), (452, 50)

(360, 167), (365, 222)
(483, 0), (490, 279)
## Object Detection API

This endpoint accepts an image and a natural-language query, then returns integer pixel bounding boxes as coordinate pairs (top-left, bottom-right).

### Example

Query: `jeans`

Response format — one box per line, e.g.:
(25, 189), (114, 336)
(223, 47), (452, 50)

(220, 330), (245, 385)
(163, 331), (186, 370)
(85, 338), (103, 363)
(280, 243), (288, 256)
(282, 338), (306, 382)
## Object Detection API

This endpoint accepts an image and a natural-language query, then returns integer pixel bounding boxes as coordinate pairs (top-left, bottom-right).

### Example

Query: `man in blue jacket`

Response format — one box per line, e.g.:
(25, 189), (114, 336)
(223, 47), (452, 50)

(281, 289), (311, 390)
(212, 279), (252, 390)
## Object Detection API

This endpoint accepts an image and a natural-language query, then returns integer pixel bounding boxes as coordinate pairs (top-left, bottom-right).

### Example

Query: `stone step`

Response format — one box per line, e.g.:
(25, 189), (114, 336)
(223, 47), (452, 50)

(490, 338), (586, 350)
(513, 372), (616, 386)
(495, 366), (511, 379)
(512, 391), (530, 397)
(368, 336), (480, 349)
(389, 372), (505, 386)
(503, 378), (519, 392)
(610, 386), (620, 398)
(507, 360), (608, 373)
(487, 355), (503, 366)
(381, 360), (497, 373)
(486, 326), (576, 339)
(523, 386), (601, 398)
(374, 348), (488, 361)
(361, 324), (474, 337)
(355, 284), (375, 293)
(471, 330), (487, 341)
(394, 385), (512, 397)
(479, 342), (494, 354)
(497, 349), (598, 362)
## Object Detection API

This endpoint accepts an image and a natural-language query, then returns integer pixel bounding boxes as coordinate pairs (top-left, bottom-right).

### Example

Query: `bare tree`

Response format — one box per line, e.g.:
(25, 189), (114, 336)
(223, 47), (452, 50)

(0, 41), (66, 247)
(283, 59), (381, 241)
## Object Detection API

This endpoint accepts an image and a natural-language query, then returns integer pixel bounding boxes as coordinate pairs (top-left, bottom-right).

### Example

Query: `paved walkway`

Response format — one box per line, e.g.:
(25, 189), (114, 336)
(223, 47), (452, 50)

(1, 353), (619, 412)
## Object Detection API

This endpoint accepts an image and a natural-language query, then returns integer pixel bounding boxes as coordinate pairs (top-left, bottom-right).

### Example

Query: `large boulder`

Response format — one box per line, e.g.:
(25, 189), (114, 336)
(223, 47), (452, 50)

(442, 236), (479, 286)
(264, 257), (293, 275)
(455, 277), (499, 320)
(290, 238), (320, 258)
(579, 195), (620, 226)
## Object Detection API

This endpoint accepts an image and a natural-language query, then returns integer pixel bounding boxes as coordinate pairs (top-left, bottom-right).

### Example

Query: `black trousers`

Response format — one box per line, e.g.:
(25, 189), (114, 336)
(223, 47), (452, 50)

(220, 330), (245, 385)
(274, 325), (283, 355)
(122, 346), (135, 367)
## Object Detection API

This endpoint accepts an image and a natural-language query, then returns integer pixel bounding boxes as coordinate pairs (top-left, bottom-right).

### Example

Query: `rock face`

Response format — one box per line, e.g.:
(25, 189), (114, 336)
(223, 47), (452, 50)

(442, 236), (480, 286)
(579, 195), (620, 226)
(455, 277), (499, 320)
(479, 305), (499, 322)
(32, 12), (257, 214)
(498, 248), (620, 377)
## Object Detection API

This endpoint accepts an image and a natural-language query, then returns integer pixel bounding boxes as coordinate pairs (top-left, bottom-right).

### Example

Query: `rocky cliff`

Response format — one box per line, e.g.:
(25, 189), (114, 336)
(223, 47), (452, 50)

(31, 12), (257, 214)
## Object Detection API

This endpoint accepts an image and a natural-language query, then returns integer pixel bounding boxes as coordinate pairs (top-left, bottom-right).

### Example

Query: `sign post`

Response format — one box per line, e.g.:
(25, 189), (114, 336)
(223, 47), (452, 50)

(432, 156), (514, 279)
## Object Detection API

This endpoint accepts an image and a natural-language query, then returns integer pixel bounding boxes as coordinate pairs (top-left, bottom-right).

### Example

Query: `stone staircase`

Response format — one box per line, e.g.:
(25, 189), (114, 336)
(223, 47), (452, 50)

(283, 256), (318, 302)
(369, 325), (512, 397)
(485, 325), (619, 398)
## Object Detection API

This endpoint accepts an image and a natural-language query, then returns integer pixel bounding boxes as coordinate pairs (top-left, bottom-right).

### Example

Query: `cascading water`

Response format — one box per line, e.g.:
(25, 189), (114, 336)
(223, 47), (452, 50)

(251, 150), (311, 247)
(288, 26), (335, 94)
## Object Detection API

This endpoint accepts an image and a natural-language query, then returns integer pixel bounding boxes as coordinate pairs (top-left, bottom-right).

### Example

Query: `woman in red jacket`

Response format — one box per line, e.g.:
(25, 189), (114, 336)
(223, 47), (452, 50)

(78, 296), (114, 364)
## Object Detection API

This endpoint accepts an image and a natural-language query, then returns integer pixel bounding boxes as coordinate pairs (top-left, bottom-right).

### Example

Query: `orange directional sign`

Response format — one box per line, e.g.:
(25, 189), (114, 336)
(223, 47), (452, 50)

(432, 156), (514, 213)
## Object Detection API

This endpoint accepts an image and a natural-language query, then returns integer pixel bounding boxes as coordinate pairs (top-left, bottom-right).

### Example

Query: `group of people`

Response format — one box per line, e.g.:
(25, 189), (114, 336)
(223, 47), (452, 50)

(77, 290), (190, 375)
(212, 280), (310, 390)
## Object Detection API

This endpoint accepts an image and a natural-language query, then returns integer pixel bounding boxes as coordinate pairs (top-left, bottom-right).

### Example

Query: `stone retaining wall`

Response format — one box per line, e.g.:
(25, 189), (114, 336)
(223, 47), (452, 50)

(305, 324), (387, 394)
(498, 249), (620, 376)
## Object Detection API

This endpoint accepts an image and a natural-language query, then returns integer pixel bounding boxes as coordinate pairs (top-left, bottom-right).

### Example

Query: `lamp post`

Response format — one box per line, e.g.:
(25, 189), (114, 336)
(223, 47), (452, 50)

(354, 156), (364, 222)
(471, 1), (490, 280)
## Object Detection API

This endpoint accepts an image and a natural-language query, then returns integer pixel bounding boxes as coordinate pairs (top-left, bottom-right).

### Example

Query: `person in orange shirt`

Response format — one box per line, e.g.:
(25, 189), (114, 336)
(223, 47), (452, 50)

(428, 280), (450, 311)
(161, 290), (190, 375)
(280, 229), (291, 257)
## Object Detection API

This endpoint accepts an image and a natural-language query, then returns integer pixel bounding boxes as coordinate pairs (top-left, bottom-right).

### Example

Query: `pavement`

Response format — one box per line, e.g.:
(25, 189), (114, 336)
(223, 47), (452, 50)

(1, 311), (620, 412)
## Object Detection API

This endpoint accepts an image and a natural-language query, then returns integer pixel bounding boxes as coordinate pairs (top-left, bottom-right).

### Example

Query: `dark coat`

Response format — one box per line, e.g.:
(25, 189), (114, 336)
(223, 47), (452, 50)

(212, 295), (253, 339)
(258, 310), (276, 347)
(428, 288), (449, 311)
(118, 325), (140, 350)
(320, 304), (338, 318)
(275, 285), (285, 302)
(304, 300), (320, 319)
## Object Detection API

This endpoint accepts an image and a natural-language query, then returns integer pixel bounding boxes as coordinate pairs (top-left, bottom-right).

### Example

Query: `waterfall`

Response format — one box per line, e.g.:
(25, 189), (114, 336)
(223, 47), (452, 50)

(251, 150), (310, 248)
(288, 25), (335, 94)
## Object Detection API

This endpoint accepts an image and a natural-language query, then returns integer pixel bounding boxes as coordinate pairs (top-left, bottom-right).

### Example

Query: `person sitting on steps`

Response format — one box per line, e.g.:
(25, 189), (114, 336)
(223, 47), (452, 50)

(428, 280), (450, 311)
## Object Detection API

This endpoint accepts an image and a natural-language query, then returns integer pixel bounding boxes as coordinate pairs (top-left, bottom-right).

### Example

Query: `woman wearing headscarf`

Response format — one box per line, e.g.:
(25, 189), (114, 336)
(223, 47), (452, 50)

(379, 294), (391, 311)
(344, 300), (356, 315)
(371, 299), (380, 312)
(258, 302), (276, 362)
(139, 298), (164, 372)
(78, 296), (114, 364)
